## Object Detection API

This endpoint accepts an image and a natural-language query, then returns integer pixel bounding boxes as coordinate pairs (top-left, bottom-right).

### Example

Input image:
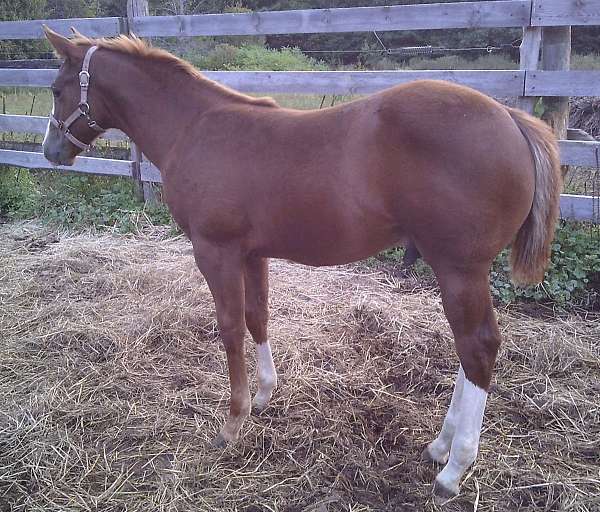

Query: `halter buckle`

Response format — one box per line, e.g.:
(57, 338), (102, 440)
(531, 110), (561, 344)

(79, 70), (90, 87)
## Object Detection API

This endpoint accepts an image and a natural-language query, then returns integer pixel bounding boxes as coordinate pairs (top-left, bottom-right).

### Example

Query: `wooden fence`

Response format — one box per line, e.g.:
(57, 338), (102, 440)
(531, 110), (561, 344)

(1, 0), (599, 221)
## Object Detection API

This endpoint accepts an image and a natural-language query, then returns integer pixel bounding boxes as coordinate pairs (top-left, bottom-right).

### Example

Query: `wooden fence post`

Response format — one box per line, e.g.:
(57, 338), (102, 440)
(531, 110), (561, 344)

(517, 26), (541, 114)
(126, 0), (156, 203)
(541, 26), (571, 178)
(541, 27), (571, 126)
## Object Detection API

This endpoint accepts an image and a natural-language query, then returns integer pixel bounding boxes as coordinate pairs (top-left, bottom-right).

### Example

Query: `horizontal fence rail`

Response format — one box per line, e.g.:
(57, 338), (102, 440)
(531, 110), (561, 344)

(1, 112), (598, 166)
(525, 71), (600, 97)
(531, 0), (600, 26)
(0, 114), (127, 141)
(0, 17), (123, 40)
(205, 70), (524, 96)
(559, 141), (600, 167)
(3, 68), (600, 98)
(1, 0), (600, 41)
(0, 149), (133, 177)
(0, 68), (55, 87)
(131, 1), (531, 36)
(560, 194), (599, 222)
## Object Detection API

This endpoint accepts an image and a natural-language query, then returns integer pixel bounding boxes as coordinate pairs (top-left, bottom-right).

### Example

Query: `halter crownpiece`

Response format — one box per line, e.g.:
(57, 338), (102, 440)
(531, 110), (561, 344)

(49, 45), (106, 151)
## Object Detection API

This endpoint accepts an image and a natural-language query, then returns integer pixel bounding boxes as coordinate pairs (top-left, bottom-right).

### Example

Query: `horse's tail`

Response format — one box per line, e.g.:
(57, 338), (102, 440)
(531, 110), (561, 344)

(506, 107), (562, 285)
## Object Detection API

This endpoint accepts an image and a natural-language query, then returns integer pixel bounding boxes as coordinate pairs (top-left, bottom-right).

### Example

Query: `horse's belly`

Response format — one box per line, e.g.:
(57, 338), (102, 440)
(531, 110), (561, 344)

(260, 222), (404, 267)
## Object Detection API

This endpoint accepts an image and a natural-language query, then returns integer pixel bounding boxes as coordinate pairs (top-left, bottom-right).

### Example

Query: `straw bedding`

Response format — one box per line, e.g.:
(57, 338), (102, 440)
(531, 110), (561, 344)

(570, 98), (600, 139)
(0, 221), (598, 512)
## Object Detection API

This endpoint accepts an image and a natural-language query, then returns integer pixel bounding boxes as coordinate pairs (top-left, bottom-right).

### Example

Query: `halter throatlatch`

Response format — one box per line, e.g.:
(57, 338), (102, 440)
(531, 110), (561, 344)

(49, 45), (105, 151)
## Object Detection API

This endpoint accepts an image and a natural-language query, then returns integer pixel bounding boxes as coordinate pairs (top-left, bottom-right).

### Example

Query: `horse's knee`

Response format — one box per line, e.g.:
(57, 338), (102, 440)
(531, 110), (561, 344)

(219, 323), (246, 346)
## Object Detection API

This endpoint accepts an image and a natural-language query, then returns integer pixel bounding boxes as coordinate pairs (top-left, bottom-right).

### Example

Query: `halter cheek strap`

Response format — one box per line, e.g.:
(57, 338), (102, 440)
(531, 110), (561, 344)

(49, 45), (106, 151)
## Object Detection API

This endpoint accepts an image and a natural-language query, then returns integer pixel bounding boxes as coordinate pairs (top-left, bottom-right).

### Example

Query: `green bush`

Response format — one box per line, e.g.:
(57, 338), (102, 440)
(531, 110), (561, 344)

(491, 222), (600, 308)
(189, 43), (240, 70)
(28, 173), (142, 228)
(234, 45), (327, 71)
(378, 222), (600, 310)
(0, 166), (173, 232)
(405, 53), (517, 70)
(0, 166), (37, 216)
(187, 43), (327, 71)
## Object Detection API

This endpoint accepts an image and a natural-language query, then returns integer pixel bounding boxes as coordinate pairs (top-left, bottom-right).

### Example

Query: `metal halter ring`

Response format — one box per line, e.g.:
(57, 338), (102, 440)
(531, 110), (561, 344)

(78, 102), (90, 114)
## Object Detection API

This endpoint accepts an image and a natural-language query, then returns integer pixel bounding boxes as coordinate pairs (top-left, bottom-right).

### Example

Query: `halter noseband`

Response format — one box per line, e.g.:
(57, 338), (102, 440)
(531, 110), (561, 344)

(49, 45), (105, 151)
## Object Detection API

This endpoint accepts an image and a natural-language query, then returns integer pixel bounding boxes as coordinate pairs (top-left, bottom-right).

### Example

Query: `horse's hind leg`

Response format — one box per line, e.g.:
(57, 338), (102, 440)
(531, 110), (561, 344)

(244, 256), (277, 413)
(429, 266), (501, 498)
(401, 241), (421, 271)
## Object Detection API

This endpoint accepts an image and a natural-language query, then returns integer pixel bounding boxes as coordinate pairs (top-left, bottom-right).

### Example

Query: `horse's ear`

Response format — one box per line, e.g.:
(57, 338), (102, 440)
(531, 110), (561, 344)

(70, 26), (84, 38)
(43, 25), (78, 59)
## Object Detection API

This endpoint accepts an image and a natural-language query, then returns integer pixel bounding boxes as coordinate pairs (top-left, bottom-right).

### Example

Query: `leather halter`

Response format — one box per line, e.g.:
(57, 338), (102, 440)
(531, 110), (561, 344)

(49, 45), (105, 151)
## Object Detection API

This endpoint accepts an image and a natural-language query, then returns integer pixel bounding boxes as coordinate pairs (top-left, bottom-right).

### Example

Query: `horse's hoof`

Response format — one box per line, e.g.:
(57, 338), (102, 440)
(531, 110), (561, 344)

(251, 402), (267, 416)
(211, 433), (228, 449)
(421, 445), (448, 465)
(432, 479), (458, 503)
(421, 446), (435, 463)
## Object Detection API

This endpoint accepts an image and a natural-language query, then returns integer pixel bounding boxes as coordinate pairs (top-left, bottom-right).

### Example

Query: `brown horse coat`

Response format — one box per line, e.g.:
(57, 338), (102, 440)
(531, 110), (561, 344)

(166, 82), (533, 268)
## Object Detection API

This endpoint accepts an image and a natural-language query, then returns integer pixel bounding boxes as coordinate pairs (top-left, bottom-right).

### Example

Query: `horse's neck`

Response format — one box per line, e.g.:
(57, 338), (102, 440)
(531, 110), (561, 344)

(101, 54), (229, 170)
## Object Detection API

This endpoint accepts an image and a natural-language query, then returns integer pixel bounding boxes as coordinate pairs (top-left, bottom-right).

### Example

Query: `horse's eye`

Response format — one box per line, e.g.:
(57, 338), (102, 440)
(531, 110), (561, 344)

(51, 87), (61, 98)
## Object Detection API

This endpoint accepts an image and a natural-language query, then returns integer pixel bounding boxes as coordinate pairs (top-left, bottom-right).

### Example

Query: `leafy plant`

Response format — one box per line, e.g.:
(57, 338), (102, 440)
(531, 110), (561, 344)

(0, 167), (174, 232)
(377, 222), (600, 310)
(0, 166), (37, 216)
(187, 43), (327, 71)
(491, 221), (600, 308)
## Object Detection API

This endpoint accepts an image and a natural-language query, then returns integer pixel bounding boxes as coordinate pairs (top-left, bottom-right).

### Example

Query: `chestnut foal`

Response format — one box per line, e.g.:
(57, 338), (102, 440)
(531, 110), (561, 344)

(42, 28), (561, 498)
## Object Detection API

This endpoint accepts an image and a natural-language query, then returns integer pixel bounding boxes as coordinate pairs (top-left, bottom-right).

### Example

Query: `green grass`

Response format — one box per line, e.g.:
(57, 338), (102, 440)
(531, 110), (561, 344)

(405, 53), (518, 70)
(563, 166), (600, 195)
(572, 53), (600, 70)
(0, 87), (52, 116)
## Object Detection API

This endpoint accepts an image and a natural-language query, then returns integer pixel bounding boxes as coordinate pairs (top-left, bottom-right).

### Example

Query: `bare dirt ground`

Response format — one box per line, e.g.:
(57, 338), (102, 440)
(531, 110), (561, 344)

(0, 221), (599, 512)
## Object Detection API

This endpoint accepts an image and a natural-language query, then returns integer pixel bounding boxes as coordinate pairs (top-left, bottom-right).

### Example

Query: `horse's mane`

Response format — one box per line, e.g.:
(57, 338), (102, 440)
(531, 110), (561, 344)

(70, 34), (277, 107)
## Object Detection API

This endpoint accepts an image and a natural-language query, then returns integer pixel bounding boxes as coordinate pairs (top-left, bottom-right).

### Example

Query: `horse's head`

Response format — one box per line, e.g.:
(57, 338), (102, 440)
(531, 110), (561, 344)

(42, 27), (109, 165)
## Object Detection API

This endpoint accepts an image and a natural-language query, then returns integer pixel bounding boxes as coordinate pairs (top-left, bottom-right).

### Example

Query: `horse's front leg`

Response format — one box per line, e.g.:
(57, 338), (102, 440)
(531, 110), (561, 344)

(192, 239), (250, 446)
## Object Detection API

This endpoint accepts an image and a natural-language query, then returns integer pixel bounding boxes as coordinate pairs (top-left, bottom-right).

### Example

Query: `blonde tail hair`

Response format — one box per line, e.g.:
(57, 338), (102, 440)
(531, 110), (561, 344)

(507, 107), (562, 285)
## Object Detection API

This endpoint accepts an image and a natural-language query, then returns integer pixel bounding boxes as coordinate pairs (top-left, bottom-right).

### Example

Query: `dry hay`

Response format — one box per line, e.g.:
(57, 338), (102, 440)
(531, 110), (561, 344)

(570, 98), (600, 140)
(0, 221), (599, 512)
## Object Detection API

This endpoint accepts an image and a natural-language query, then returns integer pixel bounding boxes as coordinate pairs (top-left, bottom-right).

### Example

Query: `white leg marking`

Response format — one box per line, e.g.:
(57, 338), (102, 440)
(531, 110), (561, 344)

(435, 376), (488, 497)
(253, 340), (277, 410)
(426, 366), (465, 464)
